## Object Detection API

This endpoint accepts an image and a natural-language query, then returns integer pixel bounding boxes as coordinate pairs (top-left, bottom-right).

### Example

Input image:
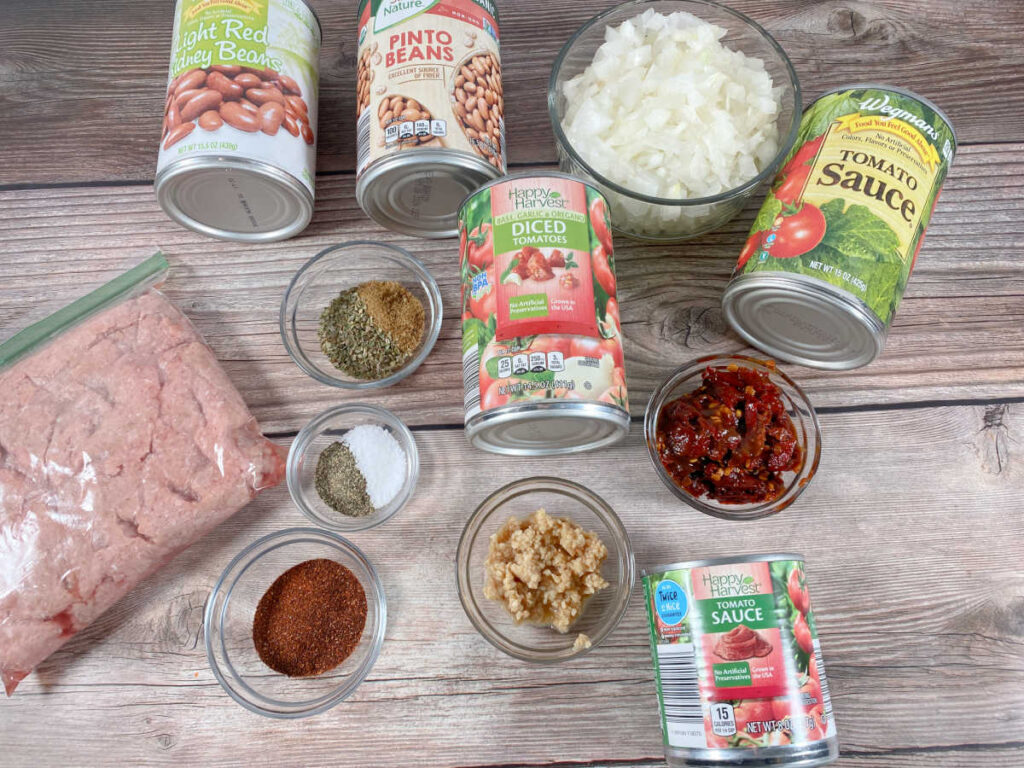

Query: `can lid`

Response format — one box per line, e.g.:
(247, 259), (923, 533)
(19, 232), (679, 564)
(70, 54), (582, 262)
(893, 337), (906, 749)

(467, 401), (630, 456)
(356, 150), (499, 239)
(155, 158), (313, 242)
(641, 553), (805, 577)
(722, 272), (886, 370)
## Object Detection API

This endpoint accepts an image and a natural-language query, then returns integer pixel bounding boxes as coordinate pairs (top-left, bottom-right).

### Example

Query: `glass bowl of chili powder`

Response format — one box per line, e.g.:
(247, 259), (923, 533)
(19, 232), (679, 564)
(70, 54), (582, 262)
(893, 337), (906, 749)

(280, 241), (443, 389)
(644, 355), (821, 520)
(204, 528), (387, 718)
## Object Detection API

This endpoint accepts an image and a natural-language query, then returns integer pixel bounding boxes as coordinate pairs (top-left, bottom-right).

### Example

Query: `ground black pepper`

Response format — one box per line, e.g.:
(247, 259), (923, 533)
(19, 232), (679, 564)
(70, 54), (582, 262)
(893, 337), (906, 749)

(314, 441), (375, 517)
(252, 558), (368, 678)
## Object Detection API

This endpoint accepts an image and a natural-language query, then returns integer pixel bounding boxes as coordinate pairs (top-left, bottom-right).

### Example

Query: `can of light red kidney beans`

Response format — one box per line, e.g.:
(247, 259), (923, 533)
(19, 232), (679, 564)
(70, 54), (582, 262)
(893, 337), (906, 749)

(722, 85), (956, 369)
(154, 0), (321, 242)
(642, 554), (838, 767)
(355, 0), (505, 238)
(459, 172), (629, 455)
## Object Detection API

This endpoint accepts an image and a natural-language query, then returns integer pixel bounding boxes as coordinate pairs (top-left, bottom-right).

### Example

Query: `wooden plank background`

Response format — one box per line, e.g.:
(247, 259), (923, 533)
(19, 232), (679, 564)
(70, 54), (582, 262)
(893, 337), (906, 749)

(1, 0), (1023, 766)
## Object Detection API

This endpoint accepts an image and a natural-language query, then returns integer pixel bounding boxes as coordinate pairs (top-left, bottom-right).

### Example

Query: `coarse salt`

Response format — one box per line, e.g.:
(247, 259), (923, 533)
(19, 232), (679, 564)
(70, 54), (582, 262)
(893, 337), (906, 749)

(343, 424), (406, 509)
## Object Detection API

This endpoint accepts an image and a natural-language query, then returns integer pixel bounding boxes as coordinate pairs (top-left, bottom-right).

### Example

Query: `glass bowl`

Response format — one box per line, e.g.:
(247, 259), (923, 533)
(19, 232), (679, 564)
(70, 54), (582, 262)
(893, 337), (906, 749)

(280, 241), (442, 389)
(644, 354), (820, 520)
(204, 528), (387, 719)
(287, 404), (419, 532)
(457, 477), (635, 663)
(548, 0), (801, 242)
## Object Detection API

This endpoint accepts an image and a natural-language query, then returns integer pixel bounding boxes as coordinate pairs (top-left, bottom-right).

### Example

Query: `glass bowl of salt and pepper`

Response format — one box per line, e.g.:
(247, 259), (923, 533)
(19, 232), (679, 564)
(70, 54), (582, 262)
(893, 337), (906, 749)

(287, 404), (419, 531)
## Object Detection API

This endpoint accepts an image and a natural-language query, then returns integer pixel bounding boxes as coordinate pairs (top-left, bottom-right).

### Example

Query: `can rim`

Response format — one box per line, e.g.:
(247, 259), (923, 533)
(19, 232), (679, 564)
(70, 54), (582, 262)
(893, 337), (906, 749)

(722, 271), (887, 370)
(297, 0), (324, 42)
(456, 170), (609, 219)
(356, 148), (500, 239)
(641, 552), (805, 577)
(154, 156), (314, 242)
(813, 83), (957, 150)
(466, 399), (630, 456)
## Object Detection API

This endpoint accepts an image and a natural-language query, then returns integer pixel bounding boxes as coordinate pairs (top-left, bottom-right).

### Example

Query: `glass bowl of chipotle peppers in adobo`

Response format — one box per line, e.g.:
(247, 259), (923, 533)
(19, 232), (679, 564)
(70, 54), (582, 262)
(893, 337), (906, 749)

(644, 355), (820, 520)
(204, 528), (386, 718)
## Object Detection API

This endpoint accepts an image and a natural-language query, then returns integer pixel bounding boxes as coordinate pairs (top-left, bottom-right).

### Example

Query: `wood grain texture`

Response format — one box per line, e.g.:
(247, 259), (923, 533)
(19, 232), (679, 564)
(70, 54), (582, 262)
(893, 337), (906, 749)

(1, 146), (1021, 433)
(1, 0), (1024, 185)
(0, 405), (1021, 767)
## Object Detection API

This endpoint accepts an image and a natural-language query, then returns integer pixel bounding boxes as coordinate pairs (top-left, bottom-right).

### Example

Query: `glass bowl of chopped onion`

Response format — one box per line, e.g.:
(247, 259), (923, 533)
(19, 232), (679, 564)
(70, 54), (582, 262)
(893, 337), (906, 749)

(456, 476), (635, 663)
(280, 241), (443, 389)
(287, 404), (419, 532)
(549, 0), (801, 241)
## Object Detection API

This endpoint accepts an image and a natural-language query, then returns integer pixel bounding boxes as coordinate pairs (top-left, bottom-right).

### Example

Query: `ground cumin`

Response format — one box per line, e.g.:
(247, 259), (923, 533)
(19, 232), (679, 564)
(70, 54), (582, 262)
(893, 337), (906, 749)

(356, 280), (425, 354)
(252, 558), (367, 677)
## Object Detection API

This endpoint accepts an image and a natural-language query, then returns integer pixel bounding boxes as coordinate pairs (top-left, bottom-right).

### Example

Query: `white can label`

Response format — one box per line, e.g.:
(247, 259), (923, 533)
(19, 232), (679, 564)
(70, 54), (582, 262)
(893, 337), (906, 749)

(356, 0), (505, 177)
(158, 0), (320, 195)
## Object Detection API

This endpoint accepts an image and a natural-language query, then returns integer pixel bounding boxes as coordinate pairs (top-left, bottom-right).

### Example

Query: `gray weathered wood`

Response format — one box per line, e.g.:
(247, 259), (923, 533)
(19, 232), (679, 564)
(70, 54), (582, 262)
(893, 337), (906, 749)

(1, 146), (1021, 433)
(0, 406), (1021, 767)
(1, 0), (1023, 185)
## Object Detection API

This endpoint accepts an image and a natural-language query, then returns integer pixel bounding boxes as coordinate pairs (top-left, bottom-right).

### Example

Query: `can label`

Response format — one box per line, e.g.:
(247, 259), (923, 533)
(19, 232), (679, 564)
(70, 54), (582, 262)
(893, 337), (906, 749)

(460, 176), (627, 420)
(158, 0), (319, 194)
(356, 0), (504, 176)
(735, 87), (955, 326)
(643, 559), (836, 752)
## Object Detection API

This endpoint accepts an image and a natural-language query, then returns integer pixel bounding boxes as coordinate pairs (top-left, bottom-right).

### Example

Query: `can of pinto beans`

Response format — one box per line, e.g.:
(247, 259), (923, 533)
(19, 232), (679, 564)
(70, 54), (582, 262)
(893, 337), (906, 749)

(642, 554), (838, 767)
(459, 172), (629, 455)
(723, 85), (956, 369)
(355, 0), (505, 238)
(155, 0), (321, 242)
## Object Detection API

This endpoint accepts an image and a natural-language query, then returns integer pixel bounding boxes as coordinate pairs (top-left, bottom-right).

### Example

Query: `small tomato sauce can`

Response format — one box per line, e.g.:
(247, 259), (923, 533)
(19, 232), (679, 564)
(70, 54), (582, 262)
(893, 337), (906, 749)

(459, 172), (629, 455)
(642, 554), (839, 767)
(723, 85), (956, 369)
(355, 0), (505, 238)
(154, 0), (321, 242)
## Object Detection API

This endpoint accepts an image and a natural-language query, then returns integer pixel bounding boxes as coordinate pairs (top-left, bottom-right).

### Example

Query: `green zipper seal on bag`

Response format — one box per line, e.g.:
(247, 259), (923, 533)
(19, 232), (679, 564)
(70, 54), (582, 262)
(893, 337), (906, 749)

(0, 252), (169, 371)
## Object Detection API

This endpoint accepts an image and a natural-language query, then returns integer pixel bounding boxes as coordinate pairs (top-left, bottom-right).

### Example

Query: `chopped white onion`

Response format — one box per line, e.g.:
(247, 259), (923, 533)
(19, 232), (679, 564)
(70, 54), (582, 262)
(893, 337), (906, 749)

(560, 9), (782, 236)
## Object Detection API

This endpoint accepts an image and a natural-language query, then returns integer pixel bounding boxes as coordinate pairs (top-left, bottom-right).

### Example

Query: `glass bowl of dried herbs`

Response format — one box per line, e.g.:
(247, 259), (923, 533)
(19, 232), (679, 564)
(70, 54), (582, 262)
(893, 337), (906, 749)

(280, 241), (443, 389)
(287, 404), (419, 532)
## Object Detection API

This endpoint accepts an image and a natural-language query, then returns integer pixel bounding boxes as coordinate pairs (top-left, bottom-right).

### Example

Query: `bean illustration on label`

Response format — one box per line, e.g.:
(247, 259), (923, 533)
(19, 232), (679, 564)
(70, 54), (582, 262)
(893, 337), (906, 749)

(155, 0), (322, 241)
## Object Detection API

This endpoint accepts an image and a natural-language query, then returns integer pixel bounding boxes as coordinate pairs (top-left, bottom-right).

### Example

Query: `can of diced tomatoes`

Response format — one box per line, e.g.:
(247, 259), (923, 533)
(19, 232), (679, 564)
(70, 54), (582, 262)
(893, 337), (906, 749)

(642, 554), (838, 767)
(155, 0), (321, 242)
(459, 172), (629, 455)
(355, 0), (505, 238)
(722, 85), (956, 369)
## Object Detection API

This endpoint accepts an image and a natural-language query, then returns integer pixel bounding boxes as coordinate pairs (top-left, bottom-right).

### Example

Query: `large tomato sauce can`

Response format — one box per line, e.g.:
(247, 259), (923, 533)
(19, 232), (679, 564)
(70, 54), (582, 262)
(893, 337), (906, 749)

(155, 0), (321, 242)
(459, 172), (629, 455)
(642, 554), (838, 767)
(723, 85), (956, 369)
(355, 0), (505, 238)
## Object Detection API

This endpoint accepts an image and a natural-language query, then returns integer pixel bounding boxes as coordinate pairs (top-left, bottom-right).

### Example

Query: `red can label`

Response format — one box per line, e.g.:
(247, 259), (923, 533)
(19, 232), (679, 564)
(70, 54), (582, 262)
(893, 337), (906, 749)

(643, 558), (837, 752)
(459, 175), (627, 418)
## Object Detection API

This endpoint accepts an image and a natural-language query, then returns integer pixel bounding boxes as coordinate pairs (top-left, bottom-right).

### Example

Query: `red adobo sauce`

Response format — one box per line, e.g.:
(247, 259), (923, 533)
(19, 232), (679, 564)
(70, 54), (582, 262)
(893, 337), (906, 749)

(656, 364), (802, 504)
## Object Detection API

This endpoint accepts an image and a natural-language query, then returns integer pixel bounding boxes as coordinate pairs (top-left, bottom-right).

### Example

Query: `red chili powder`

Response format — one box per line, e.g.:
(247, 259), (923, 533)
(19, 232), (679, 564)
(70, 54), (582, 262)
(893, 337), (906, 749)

(252, 558), (368, 677)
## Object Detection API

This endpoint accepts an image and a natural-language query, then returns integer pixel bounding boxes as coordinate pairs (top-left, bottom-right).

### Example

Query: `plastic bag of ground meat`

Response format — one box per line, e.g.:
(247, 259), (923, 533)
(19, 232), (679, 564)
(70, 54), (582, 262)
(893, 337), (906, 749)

(0, 253), (286, 695)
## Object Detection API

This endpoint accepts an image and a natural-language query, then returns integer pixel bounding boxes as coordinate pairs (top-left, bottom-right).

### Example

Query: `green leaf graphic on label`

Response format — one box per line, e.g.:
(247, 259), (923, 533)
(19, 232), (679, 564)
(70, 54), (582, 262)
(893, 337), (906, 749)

(373, 0), (441, 33)
(743, 576), (755, 585)
(508, 294), (548, 320)
(549, 192), (561, 199)
(713, 662), (753, 688)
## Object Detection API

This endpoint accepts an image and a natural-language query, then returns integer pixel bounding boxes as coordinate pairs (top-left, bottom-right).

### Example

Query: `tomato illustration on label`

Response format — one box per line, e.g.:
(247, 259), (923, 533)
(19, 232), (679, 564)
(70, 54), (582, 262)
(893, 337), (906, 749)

(459, 175), (629, 426)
